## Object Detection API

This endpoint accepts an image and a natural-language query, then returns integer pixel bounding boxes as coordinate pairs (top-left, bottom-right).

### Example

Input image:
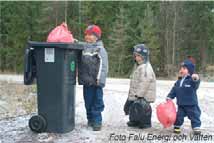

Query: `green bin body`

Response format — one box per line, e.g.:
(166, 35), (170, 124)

(25, 41), (84, 133)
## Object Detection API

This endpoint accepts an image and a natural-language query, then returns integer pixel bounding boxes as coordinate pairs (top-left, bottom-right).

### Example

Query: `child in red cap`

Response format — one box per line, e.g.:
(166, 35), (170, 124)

(78, 25), (108, 131)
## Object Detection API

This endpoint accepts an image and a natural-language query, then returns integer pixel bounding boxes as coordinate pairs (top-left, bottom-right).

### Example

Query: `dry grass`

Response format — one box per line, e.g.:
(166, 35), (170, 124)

(0, 81), (37, 119)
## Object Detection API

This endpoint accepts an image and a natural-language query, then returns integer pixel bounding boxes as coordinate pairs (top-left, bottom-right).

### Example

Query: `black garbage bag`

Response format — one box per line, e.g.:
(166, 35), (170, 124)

(129, 98), (152, 125)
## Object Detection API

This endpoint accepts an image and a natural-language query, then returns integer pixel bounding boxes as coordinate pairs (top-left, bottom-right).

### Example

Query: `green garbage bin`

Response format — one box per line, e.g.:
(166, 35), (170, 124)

(24, 41), (84, 133)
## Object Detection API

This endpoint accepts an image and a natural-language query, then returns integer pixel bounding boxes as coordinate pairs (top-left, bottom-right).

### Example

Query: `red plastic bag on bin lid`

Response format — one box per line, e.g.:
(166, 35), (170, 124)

(47, 22), (74, 43)
(156, 100), (176, 128)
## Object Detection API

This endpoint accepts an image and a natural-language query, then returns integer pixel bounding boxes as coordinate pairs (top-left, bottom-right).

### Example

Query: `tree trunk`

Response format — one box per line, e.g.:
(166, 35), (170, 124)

(159, 2), (166, 75)
(200, 36), (207, 73)
(172, 3), (177, 66)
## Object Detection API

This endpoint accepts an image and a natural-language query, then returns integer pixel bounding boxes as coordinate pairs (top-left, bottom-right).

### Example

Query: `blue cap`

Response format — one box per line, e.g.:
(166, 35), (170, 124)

(181, 59), (195, 75)
(133, 44), (149, 62)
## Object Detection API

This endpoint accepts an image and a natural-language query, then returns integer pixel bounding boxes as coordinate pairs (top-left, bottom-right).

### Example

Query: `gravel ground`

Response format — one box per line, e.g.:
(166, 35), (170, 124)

(0, 75), (214, 143)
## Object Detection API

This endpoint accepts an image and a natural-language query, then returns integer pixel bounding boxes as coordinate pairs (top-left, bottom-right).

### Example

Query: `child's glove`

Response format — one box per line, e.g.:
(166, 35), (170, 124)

(74, 38), (79, 42)
(166, 97), (172, 101)
(96, 79), (99, 85)
(124, 99), (134, 115)
(192, 74), (199, 81)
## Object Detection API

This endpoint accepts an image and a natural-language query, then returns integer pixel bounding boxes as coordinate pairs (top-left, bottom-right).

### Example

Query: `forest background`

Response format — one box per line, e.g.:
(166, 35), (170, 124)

(1, 1), (214, 79)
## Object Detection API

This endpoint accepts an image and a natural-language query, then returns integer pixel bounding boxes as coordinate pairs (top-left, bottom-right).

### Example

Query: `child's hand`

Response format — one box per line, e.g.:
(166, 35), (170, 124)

(96, 79), (99, 85)
(166, 97), (172, 101)
(192, 74), (199, 81)
(74, 38), (79, 42)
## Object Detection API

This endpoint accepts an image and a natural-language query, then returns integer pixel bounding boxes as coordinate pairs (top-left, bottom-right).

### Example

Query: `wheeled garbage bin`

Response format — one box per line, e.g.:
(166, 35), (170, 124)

(24, 41), (84, 133)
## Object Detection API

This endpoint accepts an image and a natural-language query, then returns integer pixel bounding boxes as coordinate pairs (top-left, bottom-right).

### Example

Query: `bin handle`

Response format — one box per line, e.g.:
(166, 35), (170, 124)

(24, 47), (36, 85)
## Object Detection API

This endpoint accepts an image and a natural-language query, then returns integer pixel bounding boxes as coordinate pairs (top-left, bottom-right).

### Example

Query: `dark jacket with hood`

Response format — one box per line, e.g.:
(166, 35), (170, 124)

(167, 75), (200, 106)
(78, 40), (108, 87)
(167, 59), (200, 106)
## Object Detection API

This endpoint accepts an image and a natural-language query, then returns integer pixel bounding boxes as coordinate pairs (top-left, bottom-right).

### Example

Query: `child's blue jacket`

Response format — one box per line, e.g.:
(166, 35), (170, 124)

(167, 75), (200, 106)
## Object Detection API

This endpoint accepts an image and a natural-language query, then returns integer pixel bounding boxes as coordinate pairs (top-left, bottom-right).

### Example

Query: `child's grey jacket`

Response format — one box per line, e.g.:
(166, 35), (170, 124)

(78, 40), (108, 87)
(128, 62), (156, 103)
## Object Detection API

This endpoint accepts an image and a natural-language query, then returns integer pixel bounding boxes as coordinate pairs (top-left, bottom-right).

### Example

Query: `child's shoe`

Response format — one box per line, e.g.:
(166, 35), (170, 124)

(174, 127), (181, 134)
(193, 128), (201, 135)
(87, 121), (94, 127)
(139, 124), (151, 129)
(93, 123), (102, 131)
(139, 119), (151, 129)
(127, 121), (138, 127)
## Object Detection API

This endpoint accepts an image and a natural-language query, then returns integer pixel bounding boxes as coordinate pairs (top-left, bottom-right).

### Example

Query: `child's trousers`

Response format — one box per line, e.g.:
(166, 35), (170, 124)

(174, 105), (201, 129)
(83, 85), (104, 125)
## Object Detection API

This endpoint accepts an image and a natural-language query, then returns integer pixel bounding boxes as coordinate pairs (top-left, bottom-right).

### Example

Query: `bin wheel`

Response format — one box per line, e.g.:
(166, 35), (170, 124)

(29, 115), (47, 133)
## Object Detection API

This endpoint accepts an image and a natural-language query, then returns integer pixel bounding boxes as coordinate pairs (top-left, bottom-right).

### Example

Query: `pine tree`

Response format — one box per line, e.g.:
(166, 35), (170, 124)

(136, 3), (160, 73)
(108, 5), (132, 77)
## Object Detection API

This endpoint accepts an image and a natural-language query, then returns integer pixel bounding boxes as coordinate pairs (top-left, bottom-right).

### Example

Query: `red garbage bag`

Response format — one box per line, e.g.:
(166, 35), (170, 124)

(156, 100), (176, 128)
(47, 22), (74, 43)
